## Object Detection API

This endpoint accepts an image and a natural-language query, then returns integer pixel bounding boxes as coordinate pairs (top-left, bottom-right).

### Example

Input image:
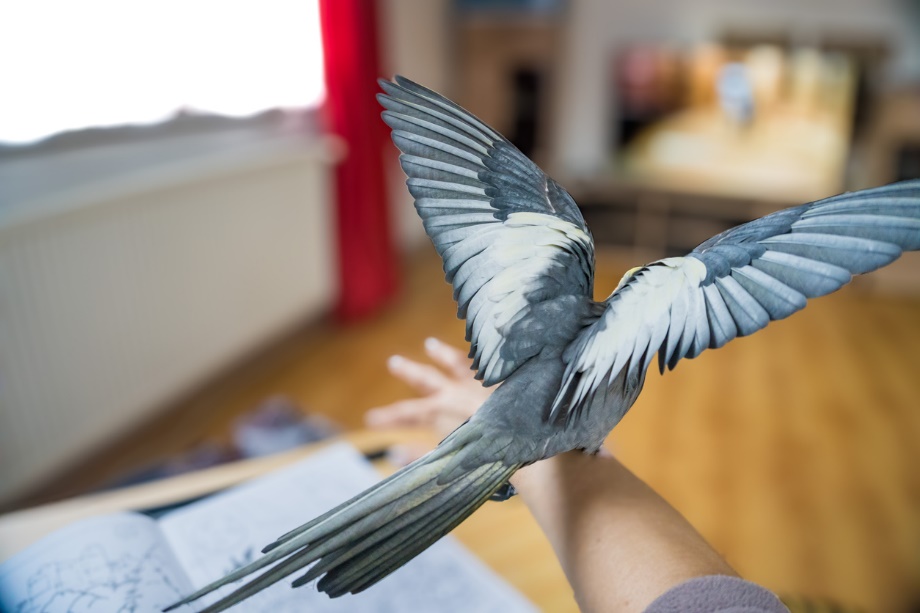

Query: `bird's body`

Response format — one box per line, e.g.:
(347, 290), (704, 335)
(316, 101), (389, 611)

(168, 77), (920, 612)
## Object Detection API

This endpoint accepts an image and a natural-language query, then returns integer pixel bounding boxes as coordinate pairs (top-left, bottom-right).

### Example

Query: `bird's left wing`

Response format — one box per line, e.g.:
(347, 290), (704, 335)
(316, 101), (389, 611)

(378, 76), (596, 386)
(551, 180), (920, 423)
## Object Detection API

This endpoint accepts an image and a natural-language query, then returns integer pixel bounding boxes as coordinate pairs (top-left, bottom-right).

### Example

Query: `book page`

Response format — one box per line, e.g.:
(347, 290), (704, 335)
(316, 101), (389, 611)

(161, 442), (536, 612)
(0, 512), (194, 612)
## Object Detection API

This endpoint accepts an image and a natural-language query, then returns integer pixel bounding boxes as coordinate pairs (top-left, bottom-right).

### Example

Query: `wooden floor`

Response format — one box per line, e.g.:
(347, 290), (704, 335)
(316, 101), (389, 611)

(19, 245), (920, 612)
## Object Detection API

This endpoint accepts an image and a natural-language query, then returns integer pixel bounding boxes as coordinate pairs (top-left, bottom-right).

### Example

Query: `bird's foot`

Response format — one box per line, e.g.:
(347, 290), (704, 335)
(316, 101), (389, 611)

(489, 481), (517, 501)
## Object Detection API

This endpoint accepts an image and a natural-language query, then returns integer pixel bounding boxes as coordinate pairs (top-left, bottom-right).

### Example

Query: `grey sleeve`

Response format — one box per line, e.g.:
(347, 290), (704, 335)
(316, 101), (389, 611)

(644, 575), (789, 613)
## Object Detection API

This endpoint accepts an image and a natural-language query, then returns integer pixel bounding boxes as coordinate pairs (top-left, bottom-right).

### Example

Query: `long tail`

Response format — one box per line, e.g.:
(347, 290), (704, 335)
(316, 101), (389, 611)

(165, 426), (520, 612)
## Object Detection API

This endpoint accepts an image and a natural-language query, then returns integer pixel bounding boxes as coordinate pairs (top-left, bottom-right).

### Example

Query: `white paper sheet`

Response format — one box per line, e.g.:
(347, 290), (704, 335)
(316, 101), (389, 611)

(0, 512), (194, 613)
(161, 442), (536, 612)
(0, 443), (536, 612)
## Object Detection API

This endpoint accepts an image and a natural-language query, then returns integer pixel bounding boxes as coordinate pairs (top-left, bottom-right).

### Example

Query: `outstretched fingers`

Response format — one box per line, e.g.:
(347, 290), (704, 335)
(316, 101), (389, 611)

(386, 353), (449, 395)
(424, 337), (474, 379)
(365, 398), (441, 429)
(364, 338), (494, 439)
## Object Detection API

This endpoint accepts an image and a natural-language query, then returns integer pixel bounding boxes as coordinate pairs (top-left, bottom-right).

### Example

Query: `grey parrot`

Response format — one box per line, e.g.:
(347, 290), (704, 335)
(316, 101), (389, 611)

(168, 76), (920, 611)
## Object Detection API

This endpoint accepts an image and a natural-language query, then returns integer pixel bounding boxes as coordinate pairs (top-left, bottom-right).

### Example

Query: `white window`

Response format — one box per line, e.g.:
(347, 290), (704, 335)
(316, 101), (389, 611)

(0, 0), (325, 145)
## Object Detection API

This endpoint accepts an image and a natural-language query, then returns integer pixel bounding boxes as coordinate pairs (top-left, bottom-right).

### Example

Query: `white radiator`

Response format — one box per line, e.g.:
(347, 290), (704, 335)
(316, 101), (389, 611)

(0, 133), (338, 503)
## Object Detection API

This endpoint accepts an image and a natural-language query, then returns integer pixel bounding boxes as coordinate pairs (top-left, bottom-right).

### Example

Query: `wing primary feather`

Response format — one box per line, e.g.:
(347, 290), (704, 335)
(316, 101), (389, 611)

(791, 214), (920, 250)
(389, 76), (504, 141)
(382, 110), (490, 156)
(400, 154), (481, 181)
(714, 276), (769, 336)
(810, 180), (920, 206)
(804, 197), (920, 218)
(408, 178), (488, 198)
(380, 80), (500, 144)
(392, 133), (483, 173)
(377, 93), (496, 147)
(392, 131), (486, 167)
(760, 232), (902, 274)
(424, 213), (496, 229)
(731, 265), (807, 320)
(750, 250), (851, 298)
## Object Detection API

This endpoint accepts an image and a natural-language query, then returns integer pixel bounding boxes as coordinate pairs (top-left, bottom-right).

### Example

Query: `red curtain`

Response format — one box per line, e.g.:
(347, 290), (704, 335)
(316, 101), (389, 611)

(320, 0), (398, 321)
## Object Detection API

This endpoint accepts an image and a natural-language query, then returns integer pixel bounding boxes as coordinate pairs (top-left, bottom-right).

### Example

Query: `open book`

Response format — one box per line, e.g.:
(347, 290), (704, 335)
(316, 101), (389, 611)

(0, 443), (537, 612)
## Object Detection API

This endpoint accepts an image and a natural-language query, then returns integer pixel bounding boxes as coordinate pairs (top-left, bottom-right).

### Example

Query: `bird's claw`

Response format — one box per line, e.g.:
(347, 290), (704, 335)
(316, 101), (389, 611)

(489, 482), (517, 501)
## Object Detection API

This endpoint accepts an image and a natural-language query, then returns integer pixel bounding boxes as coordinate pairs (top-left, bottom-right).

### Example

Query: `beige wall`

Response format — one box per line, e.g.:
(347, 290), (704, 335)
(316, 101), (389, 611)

(0, 137), (337, 502)
(379, 0), (453, 252)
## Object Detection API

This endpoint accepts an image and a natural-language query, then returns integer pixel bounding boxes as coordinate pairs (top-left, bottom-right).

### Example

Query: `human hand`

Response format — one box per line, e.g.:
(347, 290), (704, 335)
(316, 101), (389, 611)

(365, 338), (493, 463)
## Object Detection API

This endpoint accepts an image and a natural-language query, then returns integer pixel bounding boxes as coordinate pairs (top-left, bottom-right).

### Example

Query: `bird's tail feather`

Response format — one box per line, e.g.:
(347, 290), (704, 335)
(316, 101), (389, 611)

(164, 430), (519, 612)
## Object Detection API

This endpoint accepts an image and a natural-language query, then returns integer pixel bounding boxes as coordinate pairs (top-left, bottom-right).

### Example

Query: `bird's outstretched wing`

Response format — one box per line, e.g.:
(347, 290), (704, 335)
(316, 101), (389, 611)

(379, 76), (596, 385)
(552, 180), (920, 423)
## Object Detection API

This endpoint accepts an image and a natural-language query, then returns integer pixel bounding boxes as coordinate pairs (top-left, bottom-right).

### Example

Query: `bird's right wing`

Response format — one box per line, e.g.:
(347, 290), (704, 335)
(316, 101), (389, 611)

(551, 180), (920, 424)
(378, 76), (597, 386)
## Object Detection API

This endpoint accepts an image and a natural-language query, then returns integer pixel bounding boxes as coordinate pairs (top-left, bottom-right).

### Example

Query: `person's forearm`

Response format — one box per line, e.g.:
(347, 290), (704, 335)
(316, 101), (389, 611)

(511, 451), (736, 613)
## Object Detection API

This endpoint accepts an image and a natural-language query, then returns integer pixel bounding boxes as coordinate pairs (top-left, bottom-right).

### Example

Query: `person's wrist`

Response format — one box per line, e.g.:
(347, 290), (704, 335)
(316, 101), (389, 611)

(510, 448), (623, 500)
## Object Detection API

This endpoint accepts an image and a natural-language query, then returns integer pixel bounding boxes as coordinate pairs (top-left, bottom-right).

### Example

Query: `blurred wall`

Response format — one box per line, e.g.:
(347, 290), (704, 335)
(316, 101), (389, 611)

(379, 0), (453, 252)
(0, 134), (336, 502)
